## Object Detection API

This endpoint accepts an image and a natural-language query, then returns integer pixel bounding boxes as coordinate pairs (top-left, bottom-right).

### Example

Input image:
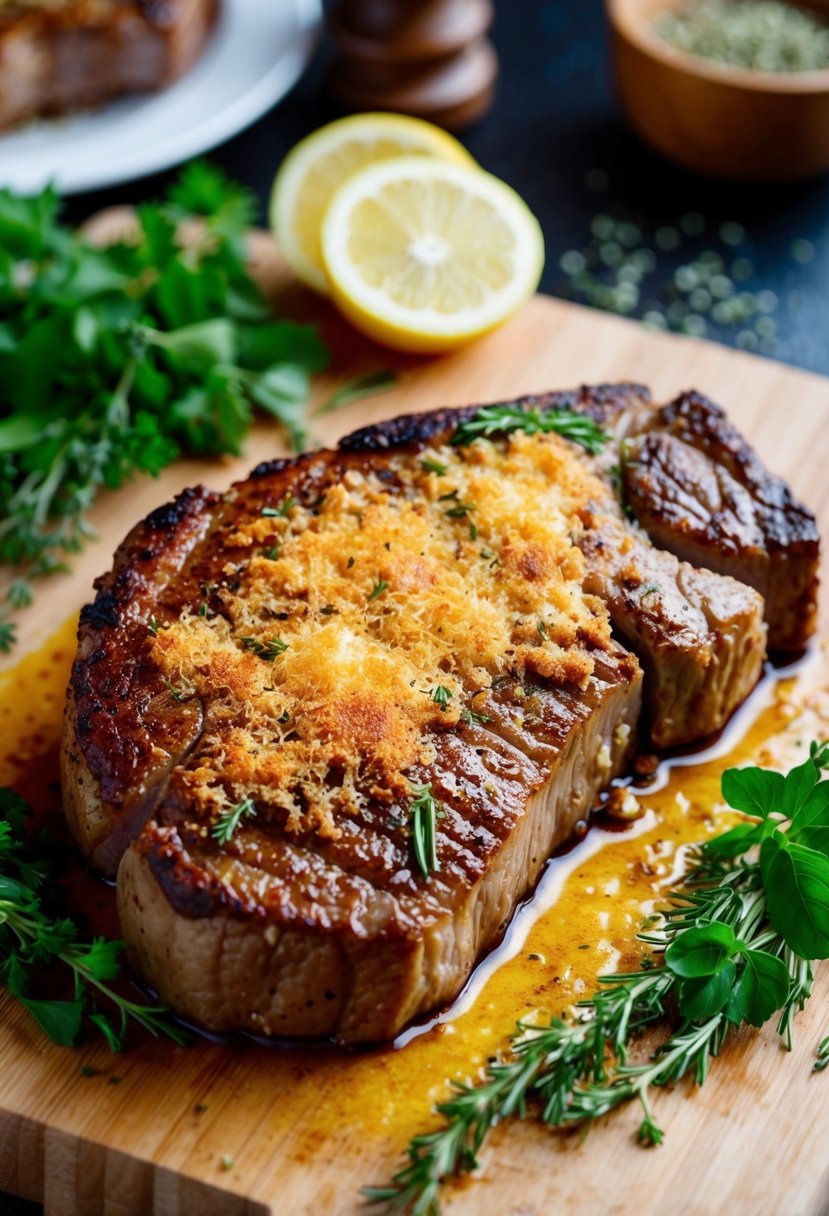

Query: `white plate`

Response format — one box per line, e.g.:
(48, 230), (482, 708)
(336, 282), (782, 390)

(0, 0), (322, 195)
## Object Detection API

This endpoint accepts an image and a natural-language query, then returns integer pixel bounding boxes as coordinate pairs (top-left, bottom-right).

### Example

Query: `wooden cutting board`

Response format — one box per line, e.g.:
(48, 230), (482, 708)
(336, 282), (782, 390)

(1, 225), (829, 1216)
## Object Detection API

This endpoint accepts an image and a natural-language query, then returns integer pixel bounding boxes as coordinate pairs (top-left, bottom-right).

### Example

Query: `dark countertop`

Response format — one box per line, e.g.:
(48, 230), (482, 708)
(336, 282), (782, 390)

(3, 2), (828, 1214)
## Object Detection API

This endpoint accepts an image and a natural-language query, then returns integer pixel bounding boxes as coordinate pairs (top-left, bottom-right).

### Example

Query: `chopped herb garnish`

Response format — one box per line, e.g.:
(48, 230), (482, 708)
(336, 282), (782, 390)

(452, 404), (609, 454)
(462, 706), (490, 726)
(537, 619), (548, 641)
(278, 710), (291, 724)
(148, 616), (159, 636)
(365, 742), (829, 1213)
(368, 579), (390, 602)
(220, 1155), (234, 1172)
(640, 584), (661, 598)
(262, 495), (295, 518)
(0, 789), (188, 1050)
(240, 636), (288, 660)
(469, 522), (478, 541)
(347, 556), (355, 569)
(815, 1035), (829, 1073)
(438, 490), (459, 501)
(407, 782), (439, 878)
(161, 677), (187, 703)
(421, 457), (448, 476)
(211, 797), (256, 845)
(198, 602), (209, 617)
(263, 545), (280, 560)
(446, 501), (476, 519)
(430, 686), (453, 709)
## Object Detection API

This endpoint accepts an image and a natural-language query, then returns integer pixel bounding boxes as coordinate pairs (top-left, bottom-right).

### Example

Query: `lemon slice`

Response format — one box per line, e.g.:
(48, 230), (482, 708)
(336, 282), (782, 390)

(320, 157), (545, 354)
(270, 113), (474, 294)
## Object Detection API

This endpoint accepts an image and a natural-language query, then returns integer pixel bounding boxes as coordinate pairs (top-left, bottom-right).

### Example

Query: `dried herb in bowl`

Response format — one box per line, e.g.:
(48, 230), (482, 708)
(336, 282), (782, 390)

(655, 0), (829, 73)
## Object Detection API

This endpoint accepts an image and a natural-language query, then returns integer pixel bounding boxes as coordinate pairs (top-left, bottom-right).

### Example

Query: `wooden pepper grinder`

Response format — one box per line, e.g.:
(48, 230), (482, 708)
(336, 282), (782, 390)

(327, 0), (497, 131)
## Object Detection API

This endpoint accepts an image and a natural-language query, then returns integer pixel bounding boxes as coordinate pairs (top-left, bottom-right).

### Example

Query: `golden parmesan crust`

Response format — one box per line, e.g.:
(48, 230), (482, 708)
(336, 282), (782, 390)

(145, 430), (616, 845)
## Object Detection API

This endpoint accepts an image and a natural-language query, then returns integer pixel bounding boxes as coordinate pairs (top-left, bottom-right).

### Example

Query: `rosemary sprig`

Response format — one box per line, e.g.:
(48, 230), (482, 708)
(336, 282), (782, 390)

(408, 782), (439, 878)
(211, 797), (256, 845)
(239, 635), (289, 660)
(452, 404), (609, 454)
(0, 790), (188, 1050)
(367, 742), (829, 1213)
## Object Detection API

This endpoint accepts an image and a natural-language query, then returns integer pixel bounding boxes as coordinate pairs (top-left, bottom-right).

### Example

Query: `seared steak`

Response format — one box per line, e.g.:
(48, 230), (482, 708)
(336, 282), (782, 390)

(619, 391), (820, 651)
(60, 384), (815, 1043)
(0, 0), (216, 131)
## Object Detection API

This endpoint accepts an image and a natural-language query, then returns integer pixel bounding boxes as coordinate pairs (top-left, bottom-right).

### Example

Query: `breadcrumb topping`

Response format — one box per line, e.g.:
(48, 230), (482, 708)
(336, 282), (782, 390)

(150, 431), (615, 839)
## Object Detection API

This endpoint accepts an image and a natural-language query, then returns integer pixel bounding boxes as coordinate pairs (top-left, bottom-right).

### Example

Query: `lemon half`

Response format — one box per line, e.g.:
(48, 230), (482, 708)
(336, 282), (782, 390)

(320, 157), (545, 354)
(270, 113), (474, 294)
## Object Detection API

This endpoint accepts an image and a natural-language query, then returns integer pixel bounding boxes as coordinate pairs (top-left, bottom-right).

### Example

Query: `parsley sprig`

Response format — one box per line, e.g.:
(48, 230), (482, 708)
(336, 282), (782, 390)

(0, 790), (187, 1050)
(366, 743), (829, 1213)
(452, 404), (609, 454)
(0, 162), (332, 651)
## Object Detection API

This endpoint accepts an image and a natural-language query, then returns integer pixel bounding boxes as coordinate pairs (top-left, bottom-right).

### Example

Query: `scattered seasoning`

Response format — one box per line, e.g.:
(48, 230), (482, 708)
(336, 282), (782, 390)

(108, 1076), (122, 1085)
(240, 636), (289, 660)
(655, 0), (829, 73)
(161, 677), (187, 703)
(445, 500), (476, 519)
(537, 619), (548, 641)
(347, 556), (355, 568)
(558, 187), (817, 355)
(198, 601), (209, 617)
(368, 579), (390, 602)
(421, 456), (448, 476)
(262, 495), (295, 518)
(211, 797), (256, 845)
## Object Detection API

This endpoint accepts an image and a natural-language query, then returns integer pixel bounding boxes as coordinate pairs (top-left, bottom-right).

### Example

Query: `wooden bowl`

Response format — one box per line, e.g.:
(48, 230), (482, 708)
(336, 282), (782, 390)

(607, 0), (829, 181)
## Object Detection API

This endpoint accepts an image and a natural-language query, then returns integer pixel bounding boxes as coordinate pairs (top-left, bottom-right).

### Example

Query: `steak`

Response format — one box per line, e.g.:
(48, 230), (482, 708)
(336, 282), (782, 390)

(60, 384), (815, 1044)
(0, 0), (216, 131)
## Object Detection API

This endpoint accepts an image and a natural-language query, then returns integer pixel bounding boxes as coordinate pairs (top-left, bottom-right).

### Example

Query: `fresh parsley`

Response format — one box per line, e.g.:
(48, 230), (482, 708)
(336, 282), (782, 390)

(430, 686), (453, 709)
(408, 782), (439, 878)
(211, 797), (256, 846)
(451, 404), (609, 454)
(0, 789), (187, 1050)
(0, 162), (332, 651)
(366, 743), (829, 1213)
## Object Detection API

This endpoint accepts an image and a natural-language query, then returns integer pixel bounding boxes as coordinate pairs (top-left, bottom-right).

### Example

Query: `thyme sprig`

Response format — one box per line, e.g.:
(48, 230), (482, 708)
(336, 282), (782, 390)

(0, 790), (188, 1049)
(452, 404), (609, 454)
(211, 797), (256, 845)
(367, 743), (829, 1213)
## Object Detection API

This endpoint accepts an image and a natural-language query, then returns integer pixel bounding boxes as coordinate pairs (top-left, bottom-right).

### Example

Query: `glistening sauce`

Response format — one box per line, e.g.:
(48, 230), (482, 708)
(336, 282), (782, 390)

(1, 618), (826, 1156)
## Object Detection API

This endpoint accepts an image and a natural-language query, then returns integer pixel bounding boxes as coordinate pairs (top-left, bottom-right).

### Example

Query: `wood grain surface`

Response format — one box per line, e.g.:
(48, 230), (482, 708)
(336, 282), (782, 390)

(1, 224), (828, 1216)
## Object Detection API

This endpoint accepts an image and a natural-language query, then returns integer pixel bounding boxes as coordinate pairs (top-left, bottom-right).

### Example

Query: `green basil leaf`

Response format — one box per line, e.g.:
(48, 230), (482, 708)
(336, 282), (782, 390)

(665, 922), (738, 978)
(678, 962), (736, 1021)
(728, 949), (790, 1028)
(701, 822), (765, 860)
(721, 766), (785, 819)
(782, 757), (820, 818)
(789, 781), (829, 856)
(761, 834), (829, 959)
